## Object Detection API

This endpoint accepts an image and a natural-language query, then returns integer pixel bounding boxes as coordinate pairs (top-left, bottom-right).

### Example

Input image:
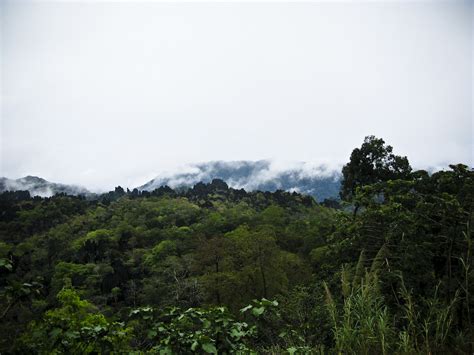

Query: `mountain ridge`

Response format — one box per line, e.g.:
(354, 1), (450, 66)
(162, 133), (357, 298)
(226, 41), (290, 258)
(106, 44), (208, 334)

(138, 160), (341, 202)
(0, 176), (91, 198)
(1, 161), (342, 201)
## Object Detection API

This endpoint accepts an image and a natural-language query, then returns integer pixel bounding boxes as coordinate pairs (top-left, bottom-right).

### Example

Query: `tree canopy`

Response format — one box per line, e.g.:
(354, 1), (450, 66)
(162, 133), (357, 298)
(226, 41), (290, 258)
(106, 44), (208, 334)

(340, 135), (412, 201)
(0, 137), (472, 354)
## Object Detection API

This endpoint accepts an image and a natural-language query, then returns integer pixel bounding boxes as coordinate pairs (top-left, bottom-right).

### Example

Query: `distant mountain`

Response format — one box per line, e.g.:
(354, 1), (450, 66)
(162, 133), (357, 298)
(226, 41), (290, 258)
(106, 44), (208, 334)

(1, 161), (342, 201)
(0, 176), (90, 197)
(138, 160), (341, 201)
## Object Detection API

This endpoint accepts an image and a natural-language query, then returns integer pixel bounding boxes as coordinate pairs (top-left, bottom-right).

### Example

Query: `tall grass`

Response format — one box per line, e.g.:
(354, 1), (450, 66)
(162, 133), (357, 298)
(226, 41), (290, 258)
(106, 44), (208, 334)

(323, 246), (392, 355)
(323, 247), (461, 354)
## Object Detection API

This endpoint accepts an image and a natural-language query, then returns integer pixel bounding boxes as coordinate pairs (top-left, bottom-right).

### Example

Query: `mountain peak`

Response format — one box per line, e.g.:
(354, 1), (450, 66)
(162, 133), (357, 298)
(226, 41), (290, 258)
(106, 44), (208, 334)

(20, 176), (47, 183)
(0, 176), (90, 197)
(138, 160), (341, 201)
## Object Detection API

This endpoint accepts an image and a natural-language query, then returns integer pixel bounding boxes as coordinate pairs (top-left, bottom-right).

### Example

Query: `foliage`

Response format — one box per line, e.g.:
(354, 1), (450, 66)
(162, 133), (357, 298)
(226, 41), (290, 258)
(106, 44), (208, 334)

(0, 136), (472, 353)
(129, 304), (258, 353)
(340, 135), (411, 201)
(18, 287), (130, 354)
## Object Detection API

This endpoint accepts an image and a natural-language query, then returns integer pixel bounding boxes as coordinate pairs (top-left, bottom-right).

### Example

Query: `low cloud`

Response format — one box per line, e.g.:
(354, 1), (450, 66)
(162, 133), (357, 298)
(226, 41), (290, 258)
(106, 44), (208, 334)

(138, 160), (342, 201)
(0, 176), (90, 197)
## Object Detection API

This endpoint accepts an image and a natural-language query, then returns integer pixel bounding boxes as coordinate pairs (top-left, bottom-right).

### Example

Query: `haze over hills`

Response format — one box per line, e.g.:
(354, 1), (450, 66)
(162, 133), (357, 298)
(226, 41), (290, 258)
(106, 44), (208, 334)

(138, 160), (342, 202)
(0, 176), (91, 198)
(0, 161), (342, 201)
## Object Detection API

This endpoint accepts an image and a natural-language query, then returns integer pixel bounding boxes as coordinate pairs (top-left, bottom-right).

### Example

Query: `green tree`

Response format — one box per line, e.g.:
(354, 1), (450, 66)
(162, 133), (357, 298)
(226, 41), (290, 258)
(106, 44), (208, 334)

(340, 136), (411, 203)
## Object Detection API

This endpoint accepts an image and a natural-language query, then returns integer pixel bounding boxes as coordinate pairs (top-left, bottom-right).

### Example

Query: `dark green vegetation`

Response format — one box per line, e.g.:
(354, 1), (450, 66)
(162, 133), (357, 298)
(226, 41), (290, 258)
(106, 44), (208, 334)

(1, 136), (472, 354)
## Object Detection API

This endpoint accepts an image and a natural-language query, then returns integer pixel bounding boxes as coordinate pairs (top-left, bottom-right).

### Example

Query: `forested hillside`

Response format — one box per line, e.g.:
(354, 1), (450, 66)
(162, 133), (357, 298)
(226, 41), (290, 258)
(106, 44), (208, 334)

(0, 137), (472, 354)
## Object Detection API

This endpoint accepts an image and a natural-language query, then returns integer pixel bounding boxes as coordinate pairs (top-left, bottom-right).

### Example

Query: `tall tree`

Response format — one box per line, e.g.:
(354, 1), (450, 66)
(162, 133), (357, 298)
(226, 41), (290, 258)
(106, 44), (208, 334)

(340, 135), (412, 202)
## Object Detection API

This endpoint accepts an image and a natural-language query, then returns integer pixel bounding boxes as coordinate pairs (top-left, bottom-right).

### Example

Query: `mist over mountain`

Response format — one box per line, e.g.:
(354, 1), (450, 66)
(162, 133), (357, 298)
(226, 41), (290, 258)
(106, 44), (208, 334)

(138, 160), (341, 202)
(1, 161), (342, 201)
(0, 176), (90, 197)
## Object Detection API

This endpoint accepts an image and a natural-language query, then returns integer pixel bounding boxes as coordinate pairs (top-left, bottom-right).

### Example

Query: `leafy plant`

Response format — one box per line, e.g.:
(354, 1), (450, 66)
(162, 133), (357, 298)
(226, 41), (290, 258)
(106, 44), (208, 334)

(129, 303), (261, 353)
(18, 287), (130, 354)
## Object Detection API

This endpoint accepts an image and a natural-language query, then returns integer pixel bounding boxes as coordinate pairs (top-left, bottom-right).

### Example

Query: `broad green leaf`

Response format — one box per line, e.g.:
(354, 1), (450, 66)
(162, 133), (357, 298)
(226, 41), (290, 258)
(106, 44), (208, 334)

(202, 342), (217, 354)
(252, 306), (265, 316)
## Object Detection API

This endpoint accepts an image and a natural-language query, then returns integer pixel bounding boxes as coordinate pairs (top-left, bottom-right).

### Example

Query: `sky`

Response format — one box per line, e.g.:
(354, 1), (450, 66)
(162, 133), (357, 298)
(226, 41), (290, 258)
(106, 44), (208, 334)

(1, 0), (472, 191)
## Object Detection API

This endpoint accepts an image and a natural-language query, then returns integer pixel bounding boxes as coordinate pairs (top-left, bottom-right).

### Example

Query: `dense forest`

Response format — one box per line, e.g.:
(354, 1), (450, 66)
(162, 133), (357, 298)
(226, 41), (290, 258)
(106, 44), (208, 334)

(0, 136), (472, 354)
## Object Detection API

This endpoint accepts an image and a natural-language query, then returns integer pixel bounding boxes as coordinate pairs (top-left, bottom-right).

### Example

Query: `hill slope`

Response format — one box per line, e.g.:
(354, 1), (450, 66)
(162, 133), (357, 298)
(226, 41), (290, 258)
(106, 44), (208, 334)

(138, 160), (341, 201)
(0, 176), (90, 197)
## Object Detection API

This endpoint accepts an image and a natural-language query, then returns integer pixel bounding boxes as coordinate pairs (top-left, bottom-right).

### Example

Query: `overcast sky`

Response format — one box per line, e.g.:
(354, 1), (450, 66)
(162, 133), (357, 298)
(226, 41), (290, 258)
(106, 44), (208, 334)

(1, 0), (472, 191)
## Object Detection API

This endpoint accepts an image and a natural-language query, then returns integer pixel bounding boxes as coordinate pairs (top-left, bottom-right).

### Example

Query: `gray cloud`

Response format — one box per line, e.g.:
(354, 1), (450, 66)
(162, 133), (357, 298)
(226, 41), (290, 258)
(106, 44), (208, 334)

(1, 0), (472, 191)
(138, 160), (341, 201)
(0, 176), (90, 197)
